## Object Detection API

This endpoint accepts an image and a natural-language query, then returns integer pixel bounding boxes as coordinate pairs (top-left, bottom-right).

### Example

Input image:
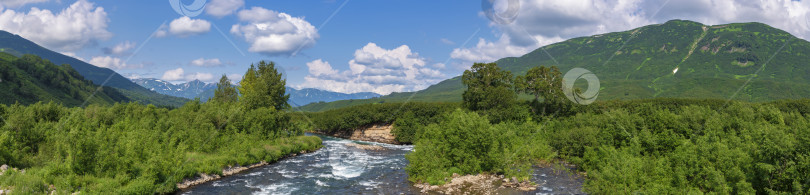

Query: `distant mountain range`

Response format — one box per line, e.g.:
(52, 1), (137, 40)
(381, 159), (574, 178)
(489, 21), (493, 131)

(132, 78), (381, 106)
(133, 78), (217, 99)
(299, 20), (810, 112)
(0, 30), (188, 107)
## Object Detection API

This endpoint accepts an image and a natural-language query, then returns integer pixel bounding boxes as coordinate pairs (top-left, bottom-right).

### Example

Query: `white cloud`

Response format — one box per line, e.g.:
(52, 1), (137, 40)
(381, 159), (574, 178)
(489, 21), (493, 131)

(154, 24), (168, 38)
(226, 73), (242, 84)
(306, 59), (338, 77)
(124, 73), (143, 80)
(161, 68), (216, 82)
(161, 68), (185, 81)
(298, 43), (445, 95)
(169, 16), (211, 37)
(0, 0), (112, 51)
(60, 52), (85, 62)
(103, 41), (135, 55)
(206, 0), (243, 17)
(189, 58), (222, 67)
(440, 38), (455, 45)
(0, 0), (48, 8)
(89, 56), (142, 70)
(452, 0), (810, 67)
(185, 72), (216, 82)
(230, 7), (318, 56)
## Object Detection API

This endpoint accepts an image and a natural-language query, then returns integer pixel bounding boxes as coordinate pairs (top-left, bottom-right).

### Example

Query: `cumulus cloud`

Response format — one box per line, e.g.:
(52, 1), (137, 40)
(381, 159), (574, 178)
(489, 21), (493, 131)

(89, 56), (142, 70)
(0, 0), (48, 8)
(205, 0), (243, 17)
(230, 7), (319, 56)
(189, 58), (222, 67)
(103, 41), (136, 55)
(452, 0), (810, 67)
(297, 43), (445, 95)
(169, 16), (211, 37)
(0, 0), (112, 51)
(160, 68), (216, 82)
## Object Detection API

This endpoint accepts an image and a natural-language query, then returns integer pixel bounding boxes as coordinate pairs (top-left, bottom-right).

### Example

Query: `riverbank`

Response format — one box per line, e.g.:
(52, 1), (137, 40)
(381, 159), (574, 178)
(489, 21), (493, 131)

(176, 148), (320, 190)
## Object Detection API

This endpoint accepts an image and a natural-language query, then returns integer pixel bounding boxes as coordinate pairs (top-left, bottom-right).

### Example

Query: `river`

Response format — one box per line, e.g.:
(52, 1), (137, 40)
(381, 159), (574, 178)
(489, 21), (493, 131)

(180, 135), (584, 194)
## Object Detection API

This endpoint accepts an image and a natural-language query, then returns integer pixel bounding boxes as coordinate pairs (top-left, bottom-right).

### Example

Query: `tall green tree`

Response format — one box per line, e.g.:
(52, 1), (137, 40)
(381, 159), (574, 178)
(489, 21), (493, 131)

(211, 74), (238, 103)
(462, 62), (519, 122)
(239, 61), (290, 110)
(515, 66), (564, 103)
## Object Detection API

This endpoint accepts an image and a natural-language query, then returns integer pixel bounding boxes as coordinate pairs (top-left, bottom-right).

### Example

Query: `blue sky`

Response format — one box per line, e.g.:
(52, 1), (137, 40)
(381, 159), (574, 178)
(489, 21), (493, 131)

(1, 0), (810, 95)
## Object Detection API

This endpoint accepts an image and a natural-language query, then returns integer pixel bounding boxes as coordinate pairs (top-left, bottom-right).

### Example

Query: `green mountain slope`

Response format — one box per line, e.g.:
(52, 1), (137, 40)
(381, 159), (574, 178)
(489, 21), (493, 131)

(299, 20), (810, 112)
(0, 30), (188, 107)
(0, 53), (129, 106)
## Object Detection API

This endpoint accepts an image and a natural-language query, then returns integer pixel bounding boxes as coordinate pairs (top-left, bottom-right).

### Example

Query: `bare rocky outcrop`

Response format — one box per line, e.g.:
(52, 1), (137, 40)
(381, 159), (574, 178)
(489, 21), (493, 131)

(414, 173), (537, 195)
(325, 123), (399, 144)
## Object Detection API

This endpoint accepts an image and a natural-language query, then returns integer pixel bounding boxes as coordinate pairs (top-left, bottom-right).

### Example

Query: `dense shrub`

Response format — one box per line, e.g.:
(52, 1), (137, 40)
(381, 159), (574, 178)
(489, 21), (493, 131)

(0, 101), (322, 194)
(404, 98), (810, 194)
(405, 109), (554, 185)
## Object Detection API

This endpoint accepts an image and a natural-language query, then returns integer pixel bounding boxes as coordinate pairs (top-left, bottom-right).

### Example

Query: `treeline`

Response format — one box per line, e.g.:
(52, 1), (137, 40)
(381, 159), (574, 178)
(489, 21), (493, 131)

(304, 102), (458, 143)
(0, 61), (322, 194)
(401, 62), (810, 194)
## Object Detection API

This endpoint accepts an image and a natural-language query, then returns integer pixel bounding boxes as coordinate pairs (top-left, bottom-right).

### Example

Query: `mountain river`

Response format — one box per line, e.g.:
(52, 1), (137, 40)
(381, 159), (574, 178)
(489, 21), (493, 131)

(179, 135), (584, 194)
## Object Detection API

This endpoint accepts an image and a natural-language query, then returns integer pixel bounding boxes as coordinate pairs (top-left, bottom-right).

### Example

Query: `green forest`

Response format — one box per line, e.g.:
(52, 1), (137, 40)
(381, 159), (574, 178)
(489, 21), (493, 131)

(0, 61), (322, 194)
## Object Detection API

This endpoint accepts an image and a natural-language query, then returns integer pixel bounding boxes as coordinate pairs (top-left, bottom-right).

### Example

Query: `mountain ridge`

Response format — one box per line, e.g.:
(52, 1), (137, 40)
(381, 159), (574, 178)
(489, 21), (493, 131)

(298, 19), (810, 112)
(0, 30), (189, 107)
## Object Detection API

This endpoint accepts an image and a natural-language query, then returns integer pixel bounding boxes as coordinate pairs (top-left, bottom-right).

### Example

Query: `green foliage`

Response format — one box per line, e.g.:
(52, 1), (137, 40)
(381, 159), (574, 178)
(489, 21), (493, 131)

(0, 101), (322, 194)
(462, 62), (523, 123)
(405, 109), (552, 185)
(403, 98), (810, 194)
(515, 66), (564, 104)
(0, 62), (322, 194)
(239, 61), (290, 111)
(544, 100), (810, 194)
(211, 74), (238, 103)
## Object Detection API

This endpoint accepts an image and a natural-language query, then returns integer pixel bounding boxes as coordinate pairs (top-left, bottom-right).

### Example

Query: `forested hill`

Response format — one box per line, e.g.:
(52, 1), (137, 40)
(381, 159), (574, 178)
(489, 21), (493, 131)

(0, 53), (130, 106)
(300, 20), (810, 112)
(0, 30), (188, 107)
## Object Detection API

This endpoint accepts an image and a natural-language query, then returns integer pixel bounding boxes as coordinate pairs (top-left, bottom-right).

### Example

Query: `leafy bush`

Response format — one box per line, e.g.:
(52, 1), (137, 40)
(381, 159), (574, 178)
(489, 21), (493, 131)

(405, 109), (550, 185)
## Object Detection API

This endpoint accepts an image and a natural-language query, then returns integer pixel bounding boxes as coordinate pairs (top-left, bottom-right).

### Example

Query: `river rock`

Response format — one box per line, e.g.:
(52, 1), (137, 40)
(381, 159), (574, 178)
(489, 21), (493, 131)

(345, 143), (386, 150)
